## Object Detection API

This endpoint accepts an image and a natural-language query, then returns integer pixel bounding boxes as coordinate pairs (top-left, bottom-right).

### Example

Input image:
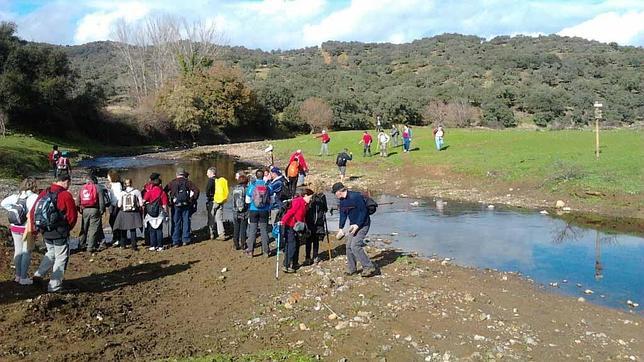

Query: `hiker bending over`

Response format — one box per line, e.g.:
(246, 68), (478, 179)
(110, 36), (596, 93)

(332, 182), (377, 277)
(280, 188), (314, 273)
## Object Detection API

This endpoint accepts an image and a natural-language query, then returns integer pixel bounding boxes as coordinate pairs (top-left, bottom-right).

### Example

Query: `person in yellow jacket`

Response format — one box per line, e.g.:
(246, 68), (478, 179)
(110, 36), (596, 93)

(205, 167), (228, 240)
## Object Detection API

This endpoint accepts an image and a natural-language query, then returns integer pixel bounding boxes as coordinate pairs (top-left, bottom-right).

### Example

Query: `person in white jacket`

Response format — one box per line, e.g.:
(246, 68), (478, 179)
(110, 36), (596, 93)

(377, 131), (391, 157)
(106, 169), (123, 247)
(1, 177), (39, 285)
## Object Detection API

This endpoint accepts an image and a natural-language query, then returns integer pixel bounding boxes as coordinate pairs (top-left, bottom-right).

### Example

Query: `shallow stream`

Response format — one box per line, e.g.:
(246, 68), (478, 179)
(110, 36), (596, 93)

(79, 154), (643, 313)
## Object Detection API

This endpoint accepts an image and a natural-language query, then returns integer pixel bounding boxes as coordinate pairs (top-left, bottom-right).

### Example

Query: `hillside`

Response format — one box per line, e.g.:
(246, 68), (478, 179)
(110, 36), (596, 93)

(62, 34), (643, 129)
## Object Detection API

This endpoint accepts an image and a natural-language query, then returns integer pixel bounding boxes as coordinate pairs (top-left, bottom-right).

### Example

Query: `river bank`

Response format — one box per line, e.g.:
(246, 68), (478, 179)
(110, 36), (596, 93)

(141, 138), (644, 234)
(0, 234), (642, 361)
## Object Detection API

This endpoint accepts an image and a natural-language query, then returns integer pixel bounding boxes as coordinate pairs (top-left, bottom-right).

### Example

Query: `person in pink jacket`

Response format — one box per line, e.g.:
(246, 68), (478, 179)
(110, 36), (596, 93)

(280, 188), (314, 273)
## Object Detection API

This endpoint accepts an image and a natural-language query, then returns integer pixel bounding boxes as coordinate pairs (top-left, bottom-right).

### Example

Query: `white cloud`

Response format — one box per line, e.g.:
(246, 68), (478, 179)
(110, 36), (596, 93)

(558, 11), (644, 45)
(73, 2), (151, 44)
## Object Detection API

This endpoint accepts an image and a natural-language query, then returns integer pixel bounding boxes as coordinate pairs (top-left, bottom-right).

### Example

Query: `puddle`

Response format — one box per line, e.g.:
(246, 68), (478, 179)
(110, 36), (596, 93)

(80, 155), (643, 313)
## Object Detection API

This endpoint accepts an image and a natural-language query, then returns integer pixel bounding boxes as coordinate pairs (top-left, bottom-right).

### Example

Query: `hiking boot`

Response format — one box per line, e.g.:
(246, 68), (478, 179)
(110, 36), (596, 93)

(19, 278), (33, 285)
(282, 266), (296, 274)
(302, 258), (313, 266)
(344, 270), (358, 276)
(32, 275), (43, 285)
(361, 267), (377, 278)
(245, 250), (253, 257)
(148, 246), (156, 251)
(313, 257), (321, 264)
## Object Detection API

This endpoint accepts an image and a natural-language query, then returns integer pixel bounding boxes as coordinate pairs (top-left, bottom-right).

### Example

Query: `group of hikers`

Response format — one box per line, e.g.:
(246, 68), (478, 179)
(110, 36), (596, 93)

(2, 144), (382, 292)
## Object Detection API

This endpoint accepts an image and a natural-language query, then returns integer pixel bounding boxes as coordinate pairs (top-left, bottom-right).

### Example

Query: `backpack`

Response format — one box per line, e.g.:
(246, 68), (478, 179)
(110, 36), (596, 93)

(363, 195), (378, 215)
(102, 187), (112, 208)
(287, 160), (299, 178)
(56, 157), (69, 170)
(279, 178), (293, 200)
(80, 183), (98, 208)
(7, 196), (28, 225)
(214, 177), (229, 204)
(336, 153), (348, 167)
(145, 196), (161, 217)
(251, 183), (270, 208)
(173, 179), (190, 207)
(121, 191), (139, 212)
(33, 189), (64, 232)
(232, 185), (247, 213)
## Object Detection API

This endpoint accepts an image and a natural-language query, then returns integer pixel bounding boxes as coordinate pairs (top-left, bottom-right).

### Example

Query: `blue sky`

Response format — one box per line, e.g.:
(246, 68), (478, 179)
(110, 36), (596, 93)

(1, 0), (643, 49)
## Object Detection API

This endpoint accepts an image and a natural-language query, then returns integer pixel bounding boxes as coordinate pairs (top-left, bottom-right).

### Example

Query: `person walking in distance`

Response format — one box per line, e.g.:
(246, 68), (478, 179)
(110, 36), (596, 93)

(336, 148), (352, 183)
(143, 176), (168, 251)
(359, 131), (373, 157)
(231, 174), (249, 250)
(78, 175), (105, 252)
(433, 124), (445, 151)
(377, 130), (391, 157)
(316, 129), (331, 156)
(48, 145), (60, 177)
(166, 167), (200, 247)
(402, 125), (412, 153)
(31, 173), (78, 292)
(390, 125), (400, 147)
(205, 167), (226, 240)
(55, 151), (71, 177)
(288, 149), (309, 187)
(280, 188), (314, 273)
(1, 177), (39, 285)
(332, 182), (377, 277)
(245, 169), (272, 257)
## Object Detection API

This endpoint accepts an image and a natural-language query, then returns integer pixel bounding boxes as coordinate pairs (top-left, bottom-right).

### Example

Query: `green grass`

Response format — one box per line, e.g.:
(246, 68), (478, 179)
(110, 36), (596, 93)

(271, 128), (644, 195)
(166, 350), (316, 362)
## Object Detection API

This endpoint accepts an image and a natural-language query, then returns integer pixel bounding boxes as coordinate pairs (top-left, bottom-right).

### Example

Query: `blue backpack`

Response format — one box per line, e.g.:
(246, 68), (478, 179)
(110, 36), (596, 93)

(33, 189), (64, 232)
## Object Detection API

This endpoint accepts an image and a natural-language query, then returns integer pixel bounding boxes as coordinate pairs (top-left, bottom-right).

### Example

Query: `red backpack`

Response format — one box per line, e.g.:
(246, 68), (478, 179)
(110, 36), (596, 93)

(80, 183), (98, 207)
(56, 157), (69, 170)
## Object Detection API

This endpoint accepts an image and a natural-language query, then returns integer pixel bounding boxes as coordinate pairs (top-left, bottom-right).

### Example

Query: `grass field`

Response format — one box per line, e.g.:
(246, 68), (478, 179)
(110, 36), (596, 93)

(271, 128), (643, 196)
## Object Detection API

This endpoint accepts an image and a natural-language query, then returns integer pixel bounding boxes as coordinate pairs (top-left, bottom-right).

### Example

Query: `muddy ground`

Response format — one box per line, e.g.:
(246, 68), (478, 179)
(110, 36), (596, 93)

(1, 236), (642, 361)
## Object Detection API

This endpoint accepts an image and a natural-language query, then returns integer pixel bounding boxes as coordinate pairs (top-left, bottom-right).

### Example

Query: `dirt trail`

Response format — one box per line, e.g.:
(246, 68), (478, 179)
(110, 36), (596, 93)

(0, 237), (642, 361)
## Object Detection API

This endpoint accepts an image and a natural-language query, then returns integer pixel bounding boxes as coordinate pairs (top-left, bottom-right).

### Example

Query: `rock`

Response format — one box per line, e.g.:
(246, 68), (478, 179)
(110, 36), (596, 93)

(328, 313), (338, 320)
(410, 201), (420, 207)
(577, 297), (586, 302)
(217, 275), (226, 281)
(584, 289), (594, 295)
(410, 270), (420, 277)
(221, 267), (228, 273)
(487, 204), (495, 209)
(404, 335), (413, 342)
(357, 311), (370, 318)
(299, 323), (309, 331)
(549, 282), (559, 288)
(473, 334), (486, 341)
(284, 302), (293, 309)
(562, 206), (572, 211)
(525, 337), (537, 346)
(425, 356), (432, 362)
(626, 300), (639, 308)
(539, 210), (549, 215)
(555, 200), (565, 208)
(463, 293), (476, 302)
(335, 321), (349, 330)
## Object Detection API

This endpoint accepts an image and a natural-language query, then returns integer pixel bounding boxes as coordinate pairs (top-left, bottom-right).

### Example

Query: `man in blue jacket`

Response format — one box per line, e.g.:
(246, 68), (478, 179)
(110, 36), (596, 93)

(332, 182), (377, 277)
(246, 169), (272, 257)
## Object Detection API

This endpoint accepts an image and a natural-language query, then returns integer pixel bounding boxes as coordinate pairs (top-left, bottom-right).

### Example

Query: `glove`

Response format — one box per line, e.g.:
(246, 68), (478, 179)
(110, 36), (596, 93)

(348, 224), (359, 235)
(336, 229), (345, 240)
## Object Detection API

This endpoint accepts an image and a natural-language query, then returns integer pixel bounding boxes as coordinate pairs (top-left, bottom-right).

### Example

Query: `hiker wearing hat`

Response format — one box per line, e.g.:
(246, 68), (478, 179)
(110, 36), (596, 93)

(332, 182), (377, 277)
(165, 167), (200, 247)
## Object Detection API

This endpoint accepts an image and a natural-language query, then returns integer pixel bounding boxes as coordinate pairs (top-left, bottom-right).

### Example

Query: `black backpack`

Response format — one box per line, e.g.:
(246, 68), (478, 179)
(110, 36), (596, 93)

(336, 153), (348, 167)
(145, 196), (162, 217)
(7, 196), (28, 225)
(102, 187), (112, 208)
(173, 179), (190, 207)
(33, 189), (65, 232)
(363, 195), (378, 215)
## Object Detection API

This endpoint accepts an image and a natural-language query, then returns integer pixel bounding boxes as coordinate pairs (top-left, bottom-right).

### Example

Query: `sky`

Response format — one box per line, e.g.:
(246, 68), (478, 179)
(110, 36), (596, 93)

(1, 0), (643, 49)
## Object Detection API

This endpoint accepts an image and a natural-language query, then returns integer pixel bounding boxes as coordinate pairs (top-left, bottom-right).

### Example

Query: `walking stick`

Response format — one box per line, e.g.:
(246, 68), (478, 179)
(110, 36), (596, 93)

(323, 213), (332, 260)
(275, 225), (281, 279)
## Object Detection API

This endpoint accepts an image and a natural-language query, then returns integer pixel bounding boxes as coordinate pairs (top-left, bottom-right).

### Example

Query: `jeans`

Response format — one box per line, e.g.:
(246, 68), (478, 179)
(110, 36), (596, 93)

(35, 239), (69, 292)
(148, 224), (163, 248)
(247, 210), (270, 255)
(12, 232), (31, 280)
(232, 211), (248, 249)
(435, 136), (443, 150)
(80, 207), (102, 250)
(320, 142), (329, 156)
(345, 223), (374, 272)
(305, 233), (321, 261)
(283, 227), (300, 268)
(172, 206), (192, 245)
(403, 138), (411, 152)
(363, 144), (371, 156)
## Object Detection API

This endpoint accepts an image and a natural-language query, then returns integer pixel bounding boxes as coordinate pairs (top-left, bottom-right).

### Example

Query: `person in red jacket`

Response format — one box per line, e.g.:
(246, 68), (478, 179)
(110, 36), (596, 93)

(30, 173), (78, 292)
(280, 188), (314, 273)
(47, 145), (60, 176)
(143, 177), (169, 251)
(359, 131), (373, 157)
(315, 130), (331, 156)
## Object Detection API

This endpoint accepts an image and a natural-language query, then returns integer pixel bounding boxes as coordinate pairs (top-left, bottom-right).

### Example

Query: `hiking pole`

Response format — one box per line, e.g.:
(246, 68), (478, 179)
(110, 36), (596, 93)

(275, 224), (281, 279)
(323, 213), (332, 260)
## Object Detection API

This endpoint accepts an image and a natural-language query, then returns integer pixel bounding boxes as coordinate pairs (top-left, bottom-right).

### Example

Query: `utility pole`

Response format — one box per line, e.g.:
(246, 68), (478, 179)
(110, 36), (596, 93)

(593, 101), (603, 159)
